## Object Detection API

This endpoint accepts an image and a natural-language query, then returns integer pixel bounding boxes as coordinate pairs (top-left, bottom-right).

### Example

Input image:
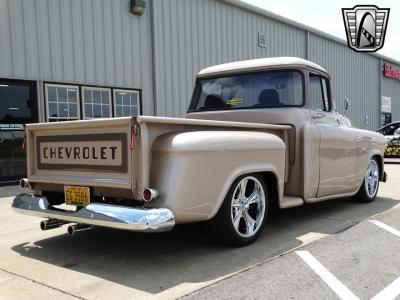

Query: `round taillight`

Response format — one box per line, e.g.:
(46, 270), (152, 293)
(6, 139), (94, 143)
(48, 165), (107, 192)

(142, 188), (158, 202)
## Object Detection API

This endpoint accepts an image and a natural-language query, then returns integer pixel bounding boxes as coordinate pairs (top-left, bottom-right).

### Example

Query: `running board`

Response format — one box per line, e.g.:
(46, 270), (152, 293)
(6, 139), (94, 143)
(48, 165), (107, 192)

(280, 196), (304, 208)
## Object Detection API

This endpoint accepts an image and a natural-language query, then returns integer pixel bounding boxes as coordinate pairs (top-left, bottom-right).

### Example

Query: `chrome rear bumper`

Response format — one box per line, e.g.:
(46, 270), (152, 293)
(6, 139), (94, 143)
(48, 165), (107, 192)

(12, 194), (175, 232)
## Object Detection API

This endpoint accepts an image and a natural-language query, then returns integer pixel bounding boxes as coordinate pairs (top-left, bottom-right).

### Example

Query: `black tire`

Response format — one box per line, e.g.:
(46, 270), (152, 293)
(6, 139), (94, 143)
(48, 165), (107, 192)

(353, 157), (380, 203)
(213, 174), (269, 247)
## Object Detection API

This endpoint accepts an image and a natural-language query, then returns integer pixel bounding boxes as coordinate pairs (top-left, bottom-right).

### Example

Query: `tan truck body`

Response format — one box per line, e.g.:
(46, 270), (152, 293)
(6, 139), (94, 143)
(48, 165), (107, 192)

(13, 57), (387, 241)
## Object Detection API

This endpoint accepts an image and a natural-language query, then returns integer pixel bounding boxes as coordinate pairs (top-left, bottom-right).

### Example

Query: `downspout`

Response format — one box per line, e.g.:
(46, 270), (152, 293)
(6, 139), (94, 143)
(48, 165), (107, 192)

(379, 57), (382, 127)
(150, 0), (158, 116)
(305, 30), (309, 60)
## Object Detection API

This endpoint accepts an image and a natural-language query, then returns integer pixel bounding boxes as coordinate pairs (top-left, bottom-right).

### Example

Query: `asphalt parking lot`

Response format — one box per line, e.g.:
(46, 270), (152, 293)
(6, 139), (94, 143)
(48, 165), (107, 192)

(0, 163), (399, 300)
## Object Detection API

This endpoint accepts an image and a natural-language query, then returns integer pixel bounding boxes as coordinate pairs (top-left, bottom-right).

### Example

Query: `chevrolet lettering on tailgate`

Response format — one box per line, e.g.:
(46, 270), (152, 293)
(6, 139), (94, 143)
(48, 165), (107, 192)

(36, 133), (127, 172)
(41, 143), (119, 162)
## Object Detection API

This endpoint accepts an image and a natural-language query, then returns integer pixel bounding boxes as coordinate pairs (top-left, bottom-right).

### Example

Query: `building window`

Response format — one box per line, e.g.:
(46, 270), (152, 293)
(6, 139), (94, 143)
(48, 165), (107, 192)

(45, 84), (80, 121)
(82, 87), (112, 119)
(113, 89), (140, 117)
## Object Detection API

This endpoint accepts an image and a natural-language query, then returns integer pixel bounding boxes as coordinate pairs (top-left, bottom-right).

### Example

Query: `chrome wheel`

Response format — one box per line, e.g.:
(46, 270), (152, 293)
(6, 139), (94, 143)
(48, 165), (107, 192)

(365, 160), (379, 198)
(230, 176), (266, 238)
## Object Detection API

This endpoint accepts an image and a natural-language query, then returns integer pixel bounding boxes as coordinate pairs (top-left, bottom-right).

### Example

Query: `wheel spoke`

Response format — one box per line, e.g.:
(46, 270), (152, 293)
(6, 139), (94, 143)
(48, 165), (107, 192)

(232, 197), (241, 208)
(240, 179), (248, 199)
(245, 190), (260, 205)
(243, 210), (256, 234)
(233, 209), (242, 229)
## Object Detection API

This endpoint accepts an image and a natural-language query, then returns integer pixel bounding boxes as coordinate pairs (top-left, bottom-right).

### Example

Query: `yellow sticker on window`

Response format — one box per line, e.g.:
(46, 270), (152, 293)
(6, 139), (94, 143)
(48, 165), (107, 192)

(226, 98), (244, 106)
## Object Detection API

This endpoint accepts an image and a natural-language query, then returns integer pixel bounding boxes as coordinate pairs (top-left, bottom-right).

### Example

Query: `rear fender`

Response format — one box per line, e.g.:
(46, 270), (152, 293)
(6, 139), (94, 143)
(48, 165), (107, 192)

(150, 130), (286, 223)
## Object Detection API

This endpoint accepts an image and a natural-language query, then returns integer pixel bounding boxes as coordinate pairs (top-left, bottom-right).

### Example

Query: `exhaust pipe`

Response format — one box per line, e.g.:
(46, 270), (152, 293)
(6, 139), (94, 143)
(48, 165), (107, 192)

(20, 178), (31, 189)
(67, 224), (92, 236)
(40, 219), (66, 231)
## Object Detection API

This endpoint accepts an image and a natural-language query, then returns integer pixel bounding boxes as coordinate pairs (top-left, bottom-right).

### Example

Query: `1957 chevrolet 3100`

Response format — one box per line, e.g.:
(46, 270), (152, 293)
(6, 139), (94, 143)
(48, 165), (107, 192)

(13, 57), (387, 246)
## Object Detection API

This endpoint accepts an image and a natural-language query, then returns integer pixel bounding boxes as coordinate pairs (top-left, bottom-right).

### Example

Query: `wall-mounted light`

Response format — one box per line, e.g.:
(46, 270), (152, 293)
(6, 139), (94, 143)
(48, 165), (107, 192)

(130, 0), (146, 15)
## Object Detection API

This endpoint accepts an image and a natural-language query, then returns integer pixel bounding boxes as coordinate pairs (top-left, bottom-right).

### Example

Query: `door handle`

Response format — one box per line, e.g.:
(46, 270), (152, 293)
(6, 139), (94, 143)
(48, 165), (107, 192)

(312, 112), (325, 119)
(355, 136), (373, 142)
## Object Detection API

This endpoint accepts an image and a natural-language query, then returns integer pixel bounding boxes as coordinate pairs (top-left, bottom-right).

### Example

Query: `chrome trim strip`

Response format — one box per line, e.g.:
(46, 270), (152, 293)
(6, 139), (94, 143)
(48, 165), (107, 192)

(12, 194), (175, 233)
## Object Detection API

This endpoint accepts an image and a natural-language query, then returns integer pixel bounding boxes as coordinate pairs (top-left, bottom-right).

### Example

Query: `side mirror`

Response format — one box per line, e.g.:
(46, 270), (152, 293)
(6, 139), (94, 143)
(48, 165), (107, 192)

(344, 98), (351, 111)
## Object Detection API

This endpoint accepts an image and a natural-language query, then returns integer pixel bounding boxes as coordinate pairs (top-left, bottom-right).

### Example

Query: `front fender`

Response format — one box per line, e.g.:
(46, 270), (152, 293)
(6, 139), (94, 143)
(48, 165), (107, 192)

(149, 130), (286, 223)
(368, 133), (386, 181)
(354, 131), (386, 188)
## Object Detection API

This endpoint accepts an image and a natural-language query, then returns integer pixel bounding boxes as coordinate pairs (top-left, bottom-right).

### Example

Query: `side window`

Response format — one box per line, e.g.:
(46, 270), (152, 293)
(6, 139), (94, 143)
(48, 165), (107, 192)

(309, 74), (330, 111)
(321, 77), (331, 111)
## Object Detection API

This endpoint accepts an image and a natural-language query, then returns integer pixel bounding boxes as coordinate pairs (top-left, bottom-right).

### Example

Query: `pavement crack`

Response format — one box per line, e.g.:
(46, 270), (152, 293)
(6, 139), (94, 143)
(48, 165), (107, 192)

(333, 222), (358, 234)
(0, 267), (86, 300)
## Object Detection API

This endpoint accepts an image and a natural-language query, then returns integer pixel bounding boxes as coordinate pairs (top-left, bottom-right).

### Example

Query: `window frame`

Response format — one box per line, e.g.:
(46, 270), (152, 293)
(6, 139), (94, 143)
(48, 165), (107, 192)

(113, 89), (141, 117)
(81, 86), (112, 120)
(187, 69), (306, 113)
(309, 73), (332, 112)
(320, 76), (332, 112)
(44, 83), (80, 122)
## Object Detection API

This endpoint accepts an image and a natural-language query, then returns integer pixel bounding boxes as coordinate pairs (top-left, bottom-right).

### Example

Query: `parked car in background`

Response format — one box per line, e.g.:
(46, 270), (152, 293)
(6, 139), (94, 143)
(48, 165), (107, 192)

(377, 121), (400, 157)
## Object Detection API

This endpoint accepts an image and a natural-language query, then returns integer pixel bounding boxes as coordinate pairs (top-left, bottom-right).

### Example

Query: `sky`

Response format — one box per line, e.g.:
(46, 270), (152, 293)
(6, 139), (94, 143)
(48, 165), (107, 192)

(242, 0), (400, 61)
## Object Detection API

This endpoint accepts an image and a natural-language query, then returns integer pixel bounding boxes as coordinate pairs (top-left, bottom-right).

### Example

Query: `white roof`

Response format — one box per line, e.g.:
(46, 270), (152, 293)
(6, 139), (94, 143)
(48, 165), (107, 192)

(197, 57), (328, 77)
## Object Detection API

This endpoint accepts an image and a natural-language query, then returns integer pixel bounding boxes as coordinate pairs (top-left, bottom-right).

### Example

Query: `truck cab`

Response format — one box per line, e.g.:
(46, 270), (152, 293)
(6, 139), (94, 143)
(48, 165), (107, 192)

(186, 57), (385, 201)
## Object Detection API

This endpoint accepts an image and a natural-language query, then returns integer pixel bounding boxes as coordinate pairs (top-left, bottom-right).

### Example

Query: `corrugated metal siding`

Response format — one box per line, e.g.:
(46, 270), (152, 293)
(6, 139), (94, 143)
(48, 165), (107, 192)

(382, 61), (400, 123)
(1, 0), (399, 125)
(309, 33), (381, 130)
(152, 0), (306, 117)
(0, 0), (154, 115)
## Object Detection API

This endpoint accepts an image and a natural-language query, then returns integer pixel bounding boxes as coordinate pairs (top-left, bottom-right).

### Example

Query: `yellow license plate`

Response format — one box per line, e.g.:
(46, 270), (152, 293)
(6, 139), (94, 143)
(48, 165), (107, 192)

(64, 186), (90, 206)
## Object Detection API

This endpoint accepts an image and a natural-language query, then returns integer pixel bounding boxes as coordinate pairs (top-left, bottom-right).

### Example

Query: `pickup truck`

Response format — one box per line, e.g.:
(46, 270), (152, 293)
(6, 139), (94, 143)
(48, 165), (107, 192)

(13, 57), (387, 246)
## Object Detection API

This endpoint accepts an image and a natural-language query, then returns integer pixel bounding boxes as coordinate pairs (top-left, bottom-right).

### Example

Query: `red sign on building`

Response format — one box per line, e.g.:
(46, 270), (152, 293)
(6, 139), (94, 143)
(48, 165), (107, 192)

(384, 64), (400, 81)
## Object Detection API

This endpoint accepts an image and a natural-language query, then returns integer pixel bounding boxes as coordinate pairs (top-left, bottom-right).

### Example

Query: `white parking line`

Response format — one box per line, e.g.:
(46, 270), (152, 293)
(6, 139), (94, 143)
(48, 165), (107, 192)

(369, 220), (400, 238)
(296, 251), (360, 300)
(371, 277), (400, 300)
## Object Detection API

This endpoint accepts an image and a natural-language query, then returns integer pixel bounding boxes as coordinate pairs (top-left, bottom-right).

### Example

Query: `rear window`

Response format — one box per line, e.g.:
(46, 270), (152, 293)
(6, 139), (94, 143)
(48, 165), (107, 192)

(188, 70), (304, 112)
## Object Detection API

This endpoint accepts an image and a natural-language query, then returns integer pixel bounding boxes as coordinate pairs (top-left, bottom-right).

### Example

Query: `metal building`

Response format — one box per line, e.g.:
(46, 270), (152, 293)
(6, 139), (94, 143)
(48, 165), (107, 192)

(1, 0), (400, 183)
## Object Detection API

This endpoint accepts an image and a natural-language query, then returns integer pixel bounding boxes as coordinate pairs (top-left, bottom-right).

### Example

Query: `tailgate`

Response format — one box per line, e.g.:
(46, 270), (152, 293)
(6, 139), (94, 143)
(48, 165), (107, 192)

(26, 117), (136, 193)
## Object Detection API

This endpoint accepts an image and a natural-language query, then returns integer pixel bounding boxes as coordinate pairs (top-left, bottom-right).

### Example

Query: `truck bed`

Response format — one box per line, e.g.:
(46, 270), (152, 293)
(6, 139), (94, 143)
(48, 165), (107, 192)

(25, 116), (291, 200)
